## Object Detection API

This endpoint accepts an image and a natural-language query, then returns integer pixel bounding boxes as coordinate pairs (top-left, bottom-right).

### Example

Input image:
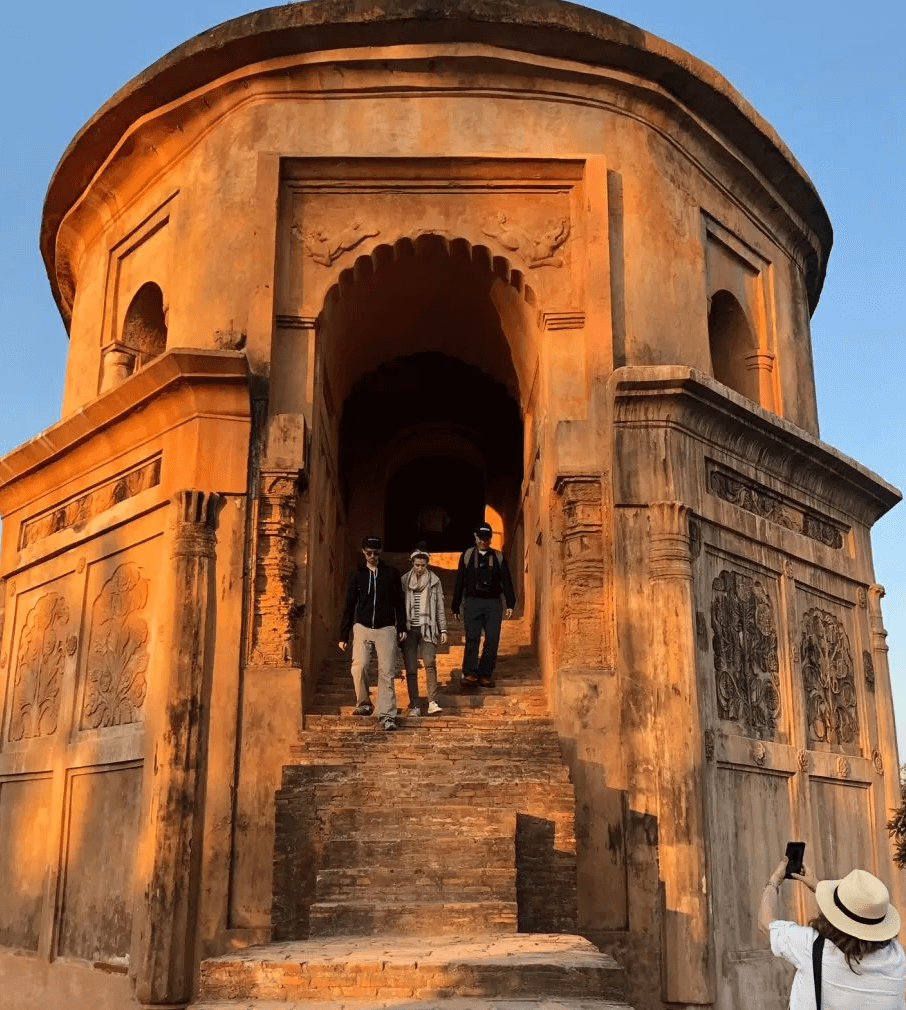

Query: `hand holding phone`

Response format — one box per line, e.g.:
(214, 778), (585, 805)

(784, 841), (806, 879)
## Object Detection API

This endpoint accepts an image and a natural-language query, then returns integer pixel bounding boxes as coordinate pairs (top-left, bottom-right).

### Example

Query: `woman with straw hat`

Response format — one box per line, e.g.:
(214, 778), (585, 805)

(759, 852), (906, 1007)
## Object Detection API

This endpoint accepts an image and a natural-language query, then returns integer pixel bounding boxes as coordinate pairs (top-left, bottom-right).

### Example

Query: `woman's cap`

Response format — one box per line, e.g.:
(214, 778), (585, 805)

(361, 535), (382, 550)
(815, 868), (901, 941)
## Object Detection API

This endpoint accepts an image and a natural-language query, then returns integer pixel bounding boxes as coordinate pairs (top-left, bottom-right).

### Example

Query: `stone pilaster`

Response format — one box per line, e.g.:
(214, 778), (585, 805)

(134, 490), (222, 1009)
(647, 501), (712, 1006)
(249, 468), (301, 666)
(554, 475), (605, 669)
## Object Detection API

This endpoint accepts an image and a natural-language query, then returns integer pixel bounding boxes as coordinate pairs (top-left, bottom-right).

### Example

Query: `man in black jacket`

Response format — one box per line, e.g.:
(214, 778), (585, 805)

(451, 522), (516, 688)
(339, 535), (407, 730)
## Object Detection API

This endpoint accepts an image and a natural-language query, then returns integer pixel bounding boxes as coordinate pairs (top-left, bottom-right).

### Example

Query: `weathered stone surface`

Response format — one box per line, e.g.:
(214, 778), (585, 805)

(1, 2), (902, 1009)
(197, 934), (626, 1004)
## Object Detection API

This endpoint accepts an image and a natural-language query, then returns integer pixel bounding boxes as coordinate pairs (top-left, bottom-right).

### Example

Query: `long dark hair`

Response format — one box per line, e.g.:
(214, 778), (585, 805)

(809, 912), (892, 972)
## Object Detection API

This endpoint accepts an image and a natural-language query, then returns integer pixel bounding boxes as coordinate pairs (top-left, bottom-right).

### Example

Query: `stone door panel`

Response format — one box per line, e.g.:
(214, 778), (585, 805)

(56, 763), (143, 962)
(0, 774), (53, 951)
(0, 527), (163, 963)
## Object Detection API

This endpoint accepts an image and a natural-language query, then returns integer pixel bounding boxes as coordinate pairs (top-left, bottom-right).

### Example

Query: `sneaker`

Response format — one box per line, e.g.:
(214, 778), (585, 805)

(352, 702), (374, 716)
(478, 676), (495, 689)
(462, 671), (479, 685)
(382, 717), (398, 732)
(427, 701), (442, 715)
(406, 706), (421, 717)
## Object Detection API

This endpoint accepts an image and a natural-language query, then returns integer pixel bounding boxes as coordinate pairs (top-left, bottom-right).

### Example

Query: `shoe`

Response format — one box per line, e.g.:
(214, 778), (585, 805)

(478, 676), (495, 689)
(407, 706), (421, 717)
(462, 672), (479, 685)
(352, 702), (374, 716)
(382, 717), (398, 732)
(427, 701), (442, 715)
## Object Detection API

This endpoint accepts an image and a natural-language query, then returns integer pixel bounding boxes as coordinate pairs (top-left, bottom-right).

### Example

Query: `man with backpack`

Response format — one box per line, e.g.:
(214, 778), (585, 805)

(451, 522), (516, 688)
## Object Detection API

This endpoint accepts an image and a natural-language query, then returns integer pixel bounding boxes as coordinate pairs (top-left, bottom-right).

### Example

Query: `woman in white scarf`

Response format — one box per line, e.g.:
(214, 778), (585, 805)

(401, 547), (448, 715)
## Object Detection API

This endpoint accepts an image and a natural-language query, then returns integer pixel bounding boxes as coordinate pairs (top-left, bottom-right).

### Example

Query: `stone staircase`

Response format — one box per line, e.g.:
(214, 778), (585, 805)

(191, 555), (634, 1009)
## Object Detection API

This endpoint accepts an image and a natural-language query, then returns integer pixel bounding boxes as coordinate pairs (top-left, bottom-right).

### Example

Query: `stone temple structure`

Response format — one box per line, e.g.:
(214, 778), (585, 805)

(0, 2), (902, 1008)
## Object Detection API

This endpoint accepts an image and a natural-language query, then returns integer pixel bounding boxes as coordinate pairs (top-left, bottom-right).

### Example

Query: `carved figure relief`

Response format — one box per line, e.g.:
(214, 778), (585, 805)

(300, 223), (380, 266)
(836, 756), (851, 779)
(554, 476), (605, 668)
(751, 741), (768, 767)
(81, 564), (150, 730)
(799, 609), (858, 748)
(873, 750), (884, 776)
(9, 593), (69, 741)
(483, 212), (570, 268)
(20, 457), (162, 550)
(710, 570), (781, 737)
(797, 749), (810, 774)
(708, 467), (844, 549)
(704, 729), (715, 762)
(863, 650), (876, 691)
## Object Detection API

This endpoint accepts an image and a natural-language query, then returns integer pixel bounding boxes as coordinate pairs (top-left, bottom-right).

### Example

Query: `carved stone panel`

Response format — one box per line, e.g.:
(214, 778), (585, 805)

(799, 609), (858, 749)
(81, 564), (150, 730)
(708, 465), (845, 549)
(554, 476), (604, 669)
(863, 650), (876, 691)
(19, 456), (161, 550)
(710, 570), (780, 739)
(9, 593), (70, 741)
(250, 470), (301, 666)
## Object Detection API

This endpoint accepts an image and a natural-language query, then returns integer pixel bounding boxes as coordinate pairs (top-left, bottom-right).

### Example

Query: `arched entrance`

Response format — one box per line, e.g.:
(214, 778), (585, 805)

(307, 234), (537, 669)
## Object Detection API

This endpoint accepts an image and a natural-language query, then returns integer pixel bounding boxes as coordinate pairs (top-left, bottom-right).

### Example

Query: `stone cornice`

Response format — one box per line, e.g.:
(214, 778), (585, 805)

(611, 366), (901, 527)
(0, 349), (249, 494)
(42, 0), (831, 324)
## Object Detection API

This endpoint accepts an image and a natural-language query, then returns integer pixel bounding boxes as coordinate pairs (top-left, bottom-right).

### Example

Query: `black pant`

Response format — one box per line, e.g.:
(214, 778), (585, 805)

(463, 597), (502, 677)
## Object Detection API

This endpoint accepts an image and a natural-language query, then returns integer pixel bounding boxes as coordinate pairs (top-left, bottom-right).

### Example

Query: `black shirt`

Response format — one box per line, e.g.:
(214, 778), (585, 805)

(340, 561), (407, 641)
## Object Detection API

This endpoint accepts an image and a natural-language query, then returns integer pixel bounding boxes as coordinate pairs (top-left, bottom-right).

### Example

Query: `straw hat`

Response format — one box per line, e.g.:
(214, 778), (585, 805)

(815, 869), (901, 941)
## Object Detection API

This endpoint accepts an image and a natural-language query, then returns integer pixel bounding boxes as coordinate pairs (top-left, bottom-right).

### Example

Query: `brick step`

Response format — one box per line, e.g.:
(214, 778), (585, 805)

(309, 899), (518, 938)
(315, 865), (516, 903)
(319, 834), (514, 870)
(193, 1001), (634, 1010)
(195, 934), (629, 1004)
(288, 771), (575, 804)
(317, 805), (517, 840)
(294, 716), (560, 737)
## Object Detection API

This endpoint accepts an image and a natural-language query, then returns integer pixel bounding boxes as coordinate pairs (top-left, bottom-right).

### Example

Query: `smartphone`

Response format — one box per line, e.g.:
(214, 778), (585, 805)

(784, 841), (805, 879)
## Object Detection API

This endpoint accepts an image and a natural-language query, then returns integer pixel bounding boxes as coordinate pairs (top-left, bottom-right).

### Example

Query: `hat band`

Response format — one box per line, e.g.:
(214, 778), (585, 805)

(833, 886), (886, 926)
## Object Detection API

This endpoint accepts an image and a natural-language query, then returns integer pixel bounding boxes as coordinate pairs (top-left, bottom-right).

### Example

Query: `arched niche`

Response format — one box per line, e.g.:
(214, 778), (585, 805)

(708, 289), (760, 403)
(122, 282), (168, 362)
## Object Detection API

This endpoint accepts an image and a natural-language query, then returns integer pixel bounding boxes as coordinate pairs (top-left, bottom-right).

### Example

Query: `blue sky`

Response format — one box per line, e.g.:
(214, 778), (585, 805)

(1, 1), (904, 750)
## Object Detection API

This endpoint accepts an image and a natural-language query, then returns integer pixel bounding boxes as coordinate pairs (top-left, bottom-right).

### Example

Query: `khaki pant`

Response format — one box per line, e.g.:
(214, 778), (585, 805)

(351, 623), (398, 720)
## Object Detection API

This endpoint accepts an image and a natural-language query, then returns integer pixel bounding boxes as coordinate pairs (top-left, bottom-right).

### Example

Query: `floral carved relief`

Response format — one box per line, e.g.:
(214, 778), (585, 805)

(711, 570), (781, 737)
(9, 593), (69, 741)
(799, 609), (858, 748)
(81, 564), (150, 730)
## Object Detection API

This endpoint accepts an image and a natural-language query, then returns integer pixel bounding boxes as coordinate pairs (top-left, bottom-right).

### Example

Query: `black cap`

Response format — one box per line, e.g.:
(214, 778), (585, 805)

(474, 523), (493, 537)
(362, 534), (383, 550)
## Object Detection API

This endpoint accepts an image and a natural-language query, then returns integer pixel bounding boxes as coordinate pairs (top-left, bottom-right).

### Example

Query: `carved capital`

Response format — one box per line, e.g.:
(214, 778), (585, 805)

(171, 490), (222, 558)
(868, 584), (890, 655)
(648, 502), (693, 581)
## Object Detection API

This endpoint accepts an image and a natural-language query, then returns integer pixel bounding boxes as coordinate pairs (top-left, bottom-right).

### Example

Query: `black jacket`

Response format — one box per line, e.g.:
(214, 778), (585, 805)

(452, 548), (516, 613)
(340, 561), (407, 641)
